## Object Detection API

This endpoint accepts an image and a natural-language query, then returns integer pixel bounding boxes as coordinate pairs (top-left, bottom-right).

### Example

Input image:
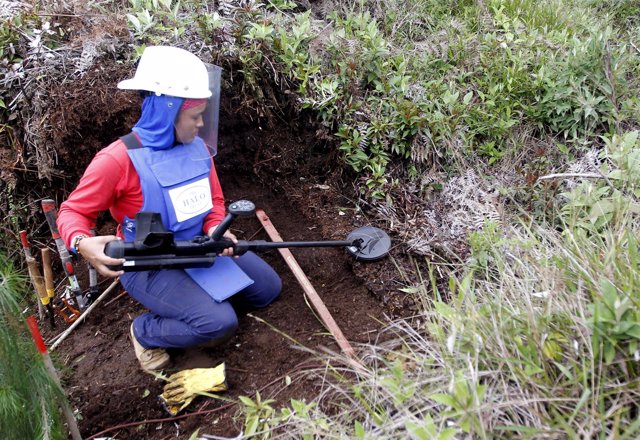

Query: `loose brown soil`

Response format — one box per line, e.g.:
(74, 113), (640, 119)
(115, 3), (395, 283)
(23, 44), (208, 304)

(44, 176), (388, 440)
(31, 69), (404, 439)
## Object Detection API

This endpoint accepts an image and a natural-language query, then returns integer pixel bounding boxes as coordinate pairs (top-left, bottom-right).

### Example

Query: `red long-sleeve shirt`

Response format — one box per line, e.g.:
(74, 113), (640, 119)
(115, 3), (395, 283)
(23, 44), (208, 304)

(57, 138), (226, 248)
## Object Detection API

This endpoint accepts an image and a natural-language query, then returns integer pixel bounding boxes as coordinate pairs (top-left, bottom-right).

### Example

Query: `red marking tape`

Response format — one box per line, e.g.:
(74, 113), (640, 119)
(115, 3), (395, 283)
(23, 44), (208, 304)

(26, 315), (47, 354)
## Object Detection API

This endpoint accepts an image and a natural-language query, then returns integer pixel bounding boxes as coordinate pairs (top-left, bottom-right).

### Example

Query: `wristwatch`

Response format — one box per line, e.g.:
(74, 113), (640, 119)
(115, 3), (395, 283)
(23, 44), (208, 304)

(71, 234), (89, 254)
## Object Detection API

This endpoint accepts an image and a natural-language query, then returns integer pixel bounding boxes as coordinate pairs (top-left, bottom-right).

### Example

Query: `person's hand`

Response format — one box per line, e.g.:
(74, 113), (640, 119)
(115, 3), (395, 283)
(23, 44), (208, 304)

(207, 226), (237, 257)
(78, 235), (125, 278)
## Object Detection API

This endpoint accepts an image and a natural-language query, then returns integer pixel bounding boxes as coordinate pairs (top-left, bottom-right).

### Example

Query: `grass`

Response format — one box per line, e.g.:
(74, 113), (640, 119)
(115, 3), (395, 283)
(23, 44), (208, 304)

(0, 253), (68, 439)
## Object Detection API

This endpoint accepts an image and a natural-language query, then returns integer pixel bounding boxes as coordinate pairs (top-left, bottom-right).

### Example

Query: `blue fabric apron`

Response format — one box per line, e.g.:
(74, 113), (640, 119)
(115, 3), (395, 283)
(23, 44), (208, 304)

(121, 132), (253, 302)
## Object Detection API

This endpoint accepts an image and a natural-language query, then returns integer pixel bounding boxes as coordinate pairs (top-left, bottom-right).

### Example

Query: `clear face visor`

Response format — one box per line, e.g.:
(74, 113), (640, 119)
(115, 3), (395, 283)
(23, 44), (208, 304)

(200, 64), (222, 157)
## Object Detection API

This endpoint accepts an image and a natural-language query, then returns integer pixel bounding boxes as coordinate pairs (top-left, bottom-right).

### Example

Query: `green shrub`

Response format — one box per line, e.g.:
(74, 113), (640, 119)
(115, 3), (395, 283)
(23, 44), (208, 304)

(531, 28), (628, 143)
(117, 0), (638, 194)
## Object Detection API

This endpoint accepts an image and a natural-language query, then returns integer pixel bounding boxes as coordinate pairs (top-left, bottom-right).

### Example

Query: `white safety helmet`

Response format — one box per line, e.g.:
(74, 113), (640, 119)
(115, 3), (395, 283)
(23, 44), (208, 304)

(117, 46), (212, 99)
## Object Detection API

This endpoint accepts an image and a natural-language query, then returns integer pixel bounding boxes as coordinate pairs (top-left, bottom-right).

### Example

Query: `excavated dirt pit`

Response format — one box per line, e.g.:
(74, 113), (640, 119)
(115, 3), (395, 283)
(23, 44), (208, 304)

(41, 171), (392, 440)
(32, 81), (401, 439)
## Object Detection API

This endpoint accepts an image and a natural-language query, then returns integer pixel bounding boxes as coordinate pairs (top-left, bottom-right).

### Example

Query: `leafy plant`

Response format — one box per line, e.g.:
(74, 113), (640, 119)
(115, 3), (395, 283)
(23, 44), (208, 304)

(277, 399), (329, 440)
(265, 0), (296, 11)
(126, 0), (186, 42)
(531, 27), (627, 143)
(467, 220), (504, 273)
(590, 277), (640, 364)
(238, 391), (276, 439)
(405, 415), (458, 440)
(431, 371), (487, 434)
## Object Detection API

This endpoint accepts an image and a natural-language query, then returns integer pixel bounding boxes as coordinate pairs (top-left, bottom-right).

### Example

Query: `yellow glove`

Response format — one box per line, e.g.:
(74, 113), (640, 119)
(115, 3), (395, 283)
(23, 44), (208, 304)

(159, 363), (227, 415)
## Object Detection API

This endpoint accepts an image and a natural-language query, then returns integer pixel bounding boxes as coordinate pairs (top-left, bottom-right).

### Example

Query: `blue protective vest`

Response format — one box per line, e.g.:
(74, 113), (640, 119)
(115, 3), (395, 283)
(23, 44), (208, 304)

(122, 134), (213, 241)
(120, 133), (253, 302)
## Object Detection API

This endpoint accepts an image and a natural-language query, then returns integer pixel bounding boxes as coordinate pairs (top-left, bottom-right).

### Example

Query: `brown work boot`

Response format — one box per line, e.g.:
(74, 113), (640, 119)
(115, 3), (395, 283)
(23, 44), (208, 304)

(130, 324), (170, 372)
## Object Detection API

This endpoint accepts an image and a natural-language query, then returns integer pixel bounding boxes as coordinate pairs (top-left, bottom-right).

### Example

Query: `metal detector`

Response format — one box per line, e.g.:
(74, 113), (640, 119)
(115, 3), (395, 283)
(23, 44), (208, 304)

(104, 200), (391, 271)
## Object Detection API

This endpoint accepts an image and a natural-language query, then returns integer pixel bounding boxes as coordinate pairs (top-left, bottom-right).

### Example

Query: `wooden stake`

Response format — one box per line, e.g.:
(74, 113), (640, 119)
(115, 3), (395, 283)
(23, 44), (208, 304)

(255, 209), (361, 364)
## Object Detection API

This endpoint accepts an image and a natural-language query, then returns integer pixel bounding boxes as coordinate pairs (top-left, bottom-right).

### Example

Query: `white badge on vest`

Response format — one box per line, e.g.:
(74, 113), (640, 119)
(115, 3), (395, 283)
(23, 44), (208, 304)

(168, 177), (213, 222)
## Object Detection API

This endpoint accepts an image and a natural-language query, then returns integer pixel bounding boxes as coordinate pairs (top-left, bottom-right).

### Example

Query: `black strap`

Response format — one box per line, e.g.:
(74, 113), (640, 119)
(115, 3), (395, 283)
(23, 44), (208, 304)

(120, 132), (143, 150)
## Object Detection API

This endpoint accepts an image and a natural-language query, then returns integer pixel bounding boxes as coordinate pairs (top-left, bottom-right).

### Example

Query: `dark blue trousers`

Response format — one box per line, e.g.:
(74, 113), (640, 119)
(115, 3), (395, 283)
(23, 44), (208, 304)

(122, 252), (281, 348)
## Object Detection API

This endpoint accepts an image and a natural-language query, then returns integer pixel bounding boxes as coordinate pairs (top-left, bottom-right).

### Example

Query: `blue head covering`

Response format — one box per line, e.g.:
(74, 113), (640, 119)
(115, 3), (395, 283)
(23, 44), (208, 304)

(132, 94), (184, 150)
